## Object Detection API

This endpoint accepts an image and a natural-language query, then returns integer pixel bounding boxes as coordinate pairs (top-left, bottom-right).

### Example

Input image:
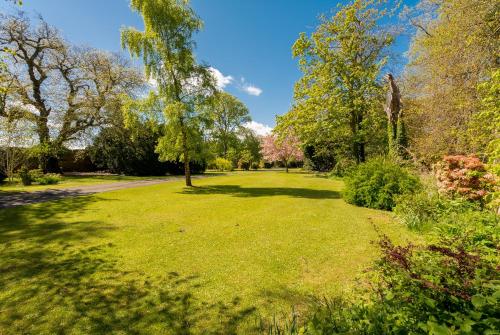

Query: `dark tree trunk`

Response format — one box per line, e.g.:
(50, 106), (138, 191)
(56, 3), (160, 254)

(181, 125), (192, 187)
(285, 160), (289, 173)
(37, 122), (61, 173)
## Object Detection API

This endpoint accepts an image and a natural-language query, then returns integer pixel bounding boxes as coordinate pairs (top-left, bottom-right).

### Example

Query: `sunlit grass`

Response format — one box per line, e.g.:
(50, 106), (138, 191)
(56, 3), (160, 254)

(0, 171), (414, 334)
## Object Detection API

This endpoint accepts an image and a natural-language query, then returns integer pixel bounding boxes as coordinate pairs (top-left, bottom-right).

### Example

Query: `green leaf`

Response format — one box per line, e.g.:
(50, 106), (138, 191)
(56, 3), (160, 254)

(428, 321), (451, 335)
(471, 295), (486, 308)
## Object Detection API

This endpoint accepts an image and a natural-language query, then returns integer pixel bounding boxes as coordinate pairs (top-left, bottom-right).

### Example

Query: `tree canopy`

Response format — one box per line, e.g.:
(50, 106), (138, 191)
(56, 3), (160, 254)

(0, 14), (143, 171)
(277, 0), (393, 166)
(121, 0), (215, 186)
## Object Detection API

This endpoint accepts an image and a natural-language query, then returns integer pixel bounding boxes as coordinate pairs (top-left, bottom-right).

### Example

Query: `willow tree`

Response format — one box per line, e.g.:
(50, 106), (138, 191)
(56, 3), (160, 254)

(121, 0), (214, 186)
(280, 0), (393, 164)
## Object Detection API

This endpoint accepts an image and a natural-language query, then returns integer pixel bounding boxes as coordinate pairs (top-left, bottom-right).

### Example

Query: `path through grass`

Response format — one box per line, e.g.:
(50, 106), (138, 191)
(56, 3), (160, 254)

(0, 171), (412, 334)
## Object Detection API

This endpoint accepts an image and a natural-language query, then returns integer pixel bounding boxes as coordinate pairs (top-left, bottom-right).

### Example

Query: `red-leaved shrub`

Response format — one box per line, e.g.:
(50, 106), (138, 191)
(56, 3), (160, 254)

(434, 155), (496, 202)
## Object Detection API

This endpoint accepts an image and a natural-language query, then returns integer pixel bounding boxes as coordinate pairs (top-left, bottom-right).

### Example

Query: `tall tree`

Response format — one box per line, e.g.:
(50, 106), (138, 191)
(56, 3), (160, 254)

(0, 15), (143, 172)
(402, 0), (499, 162)
(206, 92), (250, 158)
(121, 0), (214, 186)
(282, 0), (393, 164)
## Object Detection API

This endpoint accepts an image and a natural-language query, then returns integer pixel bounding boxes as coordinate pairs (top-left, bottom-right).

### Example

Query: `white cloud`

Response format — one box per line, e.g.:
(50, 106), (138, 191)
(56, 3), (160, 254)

(244, 121), (272, 136)
(209, 67), (233, 90)
(238, 77), (262, 96)
(242, 85), (263, 96)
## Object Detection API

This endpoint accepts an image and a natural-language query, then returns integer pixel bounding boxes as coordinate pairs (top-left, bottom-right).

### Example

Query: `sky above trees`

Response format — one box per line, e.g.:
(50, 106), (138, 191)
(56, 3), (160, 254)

(0, 0), (415, 131)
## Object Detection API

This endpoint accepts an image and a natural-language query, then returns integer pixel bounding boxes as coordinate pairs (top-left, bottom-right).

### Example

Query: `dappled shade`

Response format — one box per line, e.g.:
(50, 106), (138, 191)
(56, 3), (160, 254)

(0, 196), (259, 334)
(182, 184), (341, 199)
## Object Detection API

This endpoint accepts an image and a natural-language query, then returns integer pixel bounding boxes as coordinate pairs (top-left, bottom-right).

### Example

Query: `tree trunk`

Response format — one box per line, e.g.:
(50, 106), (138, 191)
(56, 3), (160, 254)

(37, 122), (61, 173)
(359, 142), (366, 163)
(181, 126), (192, 187)
(285, 160), (289, 173)
(385, 73), (406, 159)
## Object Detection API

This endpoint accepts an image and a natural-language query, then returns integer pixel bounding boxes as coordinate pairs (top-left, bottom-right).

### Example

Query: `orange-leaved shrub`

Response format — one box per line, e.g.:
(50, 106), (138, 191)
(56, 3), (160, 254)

(434, 155), (496, 202)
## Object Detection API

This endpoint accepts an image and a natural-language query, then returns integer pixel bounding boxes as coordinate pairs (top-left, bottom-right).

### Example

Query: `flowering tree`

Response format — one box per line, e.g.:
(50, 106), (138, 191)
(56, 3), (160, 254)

(260, 133), (303, 172)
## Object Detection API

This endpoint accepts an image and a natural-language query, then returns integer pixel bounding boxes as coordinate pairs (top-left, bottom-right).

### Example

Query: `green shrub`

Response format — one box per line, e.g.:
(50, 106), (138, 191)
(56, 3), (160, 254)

(214, 157), (233, 172)
(29, 169), (44, 180)
(329, 157), (356, 177)
(394, 188), (479, 230)
(36, 173), (61, 185)
(251, 162), (259, 170)
(18, 167), (32, 186)
(343, 157), (420, 210)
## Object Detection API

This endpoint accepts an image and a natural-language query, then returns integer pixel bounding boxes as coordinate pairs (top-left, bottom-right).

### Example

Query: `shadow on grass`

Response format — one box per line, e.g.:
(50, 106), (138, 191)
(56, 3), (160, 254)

(0, 195), (115, 243)
(0, 197), (260, 334)
(182, 185), (341, 199)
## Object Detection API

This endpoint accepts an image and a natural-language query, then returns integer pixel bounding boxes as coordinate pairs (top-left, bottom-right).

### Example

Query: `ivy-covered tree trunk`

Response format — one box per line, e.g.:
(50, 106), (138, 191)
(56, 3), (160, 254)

(385, 74), (408, 160)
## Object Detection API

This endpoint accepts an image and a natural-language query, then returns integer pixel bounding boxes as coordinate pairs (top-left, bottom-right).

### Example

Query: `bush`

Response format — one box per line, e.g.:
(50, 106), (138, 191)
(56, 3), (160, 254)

(36, 173), (61, 185)
(434, 155), (496, 204)
(343, 157), (420, 210)
(29, 169), (44, 180)
(394, 188), (479, 230)
(329, 157), (356, 177)
(18, 167), (32, 186)
(0, 171), (6, 182)
(89, 126), (172, 176)
(251, 162), (259, 170)
(214, 157), (233, 172)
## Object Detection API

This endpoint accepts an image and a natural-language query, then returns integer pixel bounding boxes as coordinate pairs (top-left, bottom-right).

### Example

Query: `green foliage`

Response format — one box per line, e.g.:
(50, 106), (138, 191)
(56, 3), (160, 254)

(214, 157), (232, 172)
(470, 70), (500, 174)
(303, 141), (338, 172)
(280, 0), (393, 164)
(394, 185), (490, 231)
(388, 116), (409, 160)
(36, 173), (61, 185)
(343, 157), (420, 210)
(204, 92), (251, 158)
(18, 166), (31, 186)
(121, 0), (214, 186)
(329, 157), (357, 177)
(403, 0), (498, 162)
(28, 169), (44, 180)
(16, 168), (61, 186)
(238, 150), (253, 170)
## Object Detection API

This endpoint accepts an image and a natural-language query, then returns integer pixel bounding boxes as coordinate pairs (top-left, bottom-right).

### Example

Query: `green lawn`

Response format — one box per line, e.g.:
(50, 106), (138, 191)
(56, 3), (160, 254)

(0, 171), (413, 334)
(0, 174), (170, 192)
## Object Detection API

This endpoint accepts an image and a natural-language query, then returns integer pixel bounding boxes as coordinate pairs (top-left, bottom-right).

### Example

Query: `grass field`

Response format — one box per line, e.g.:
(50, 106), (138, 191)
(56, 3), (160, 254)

(0, 174), (169, 192)
(0, 171), (413, 334)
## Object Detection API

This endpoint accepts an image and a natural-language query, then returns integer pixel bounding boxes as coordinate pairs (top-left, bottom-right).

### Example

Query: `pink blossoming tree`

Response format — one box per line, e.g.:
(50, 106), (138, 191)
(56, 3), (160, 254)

(260, 133), (303, 172)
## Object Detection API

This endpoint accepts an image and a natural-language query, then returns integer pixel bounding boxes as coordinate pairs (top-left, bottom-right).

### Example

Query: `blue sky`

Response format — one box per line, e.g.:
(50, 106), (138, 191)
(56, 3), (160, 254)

(1, 0), (414, 133)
